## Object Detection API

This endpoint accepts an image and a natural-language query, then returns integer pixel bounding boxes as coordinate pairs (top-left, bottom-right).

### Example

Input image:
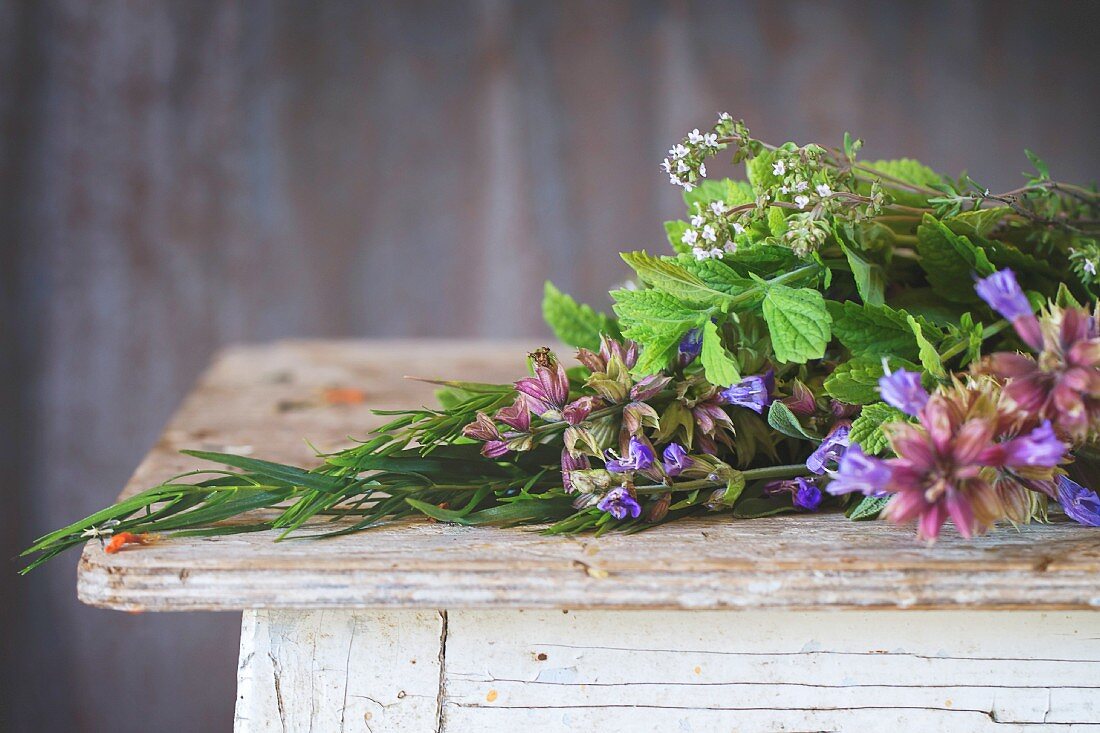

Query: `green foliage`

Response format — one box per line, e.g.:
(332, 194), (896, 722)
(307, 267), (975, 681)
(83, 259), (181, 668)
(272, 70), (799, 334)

(767, 401), (820, 441)
(828, 301), (942, 362)
(849, 403), (907, 455)
(700, 319), (741, 386)
(825, 356), (917, 405)
(542, 282), (619, 350)
(761, 285), (832, 363)
(916, 214), (995, 303)
(621, 251), (736, 307)
(846, 495), (891, 521)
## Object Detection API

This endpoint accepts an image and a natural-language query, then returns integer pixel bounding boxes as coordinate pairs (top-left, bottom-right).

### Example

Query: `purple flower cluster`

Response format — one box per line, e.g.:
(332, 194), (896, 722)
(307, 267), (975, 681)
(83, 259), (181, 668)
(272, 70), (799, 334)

(721, 371), (774, 414)
(597, 487), (642, 520)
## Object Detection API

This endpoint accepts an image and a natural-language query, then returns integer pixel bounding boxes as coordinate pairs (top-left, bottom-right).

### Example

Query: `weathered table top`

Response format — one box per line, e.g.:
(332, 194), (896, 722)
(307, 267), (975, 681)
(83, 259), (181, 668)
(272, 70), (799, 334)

(77, 340), (1100, 612)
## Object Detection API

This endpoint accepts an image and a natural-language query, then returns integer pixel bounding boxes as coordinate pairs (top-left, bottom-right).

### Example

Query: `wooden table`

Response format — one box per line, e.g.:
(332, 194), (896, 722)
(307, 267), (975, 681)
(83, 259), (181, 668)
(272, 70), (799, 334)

(78, 340), (1100, 732)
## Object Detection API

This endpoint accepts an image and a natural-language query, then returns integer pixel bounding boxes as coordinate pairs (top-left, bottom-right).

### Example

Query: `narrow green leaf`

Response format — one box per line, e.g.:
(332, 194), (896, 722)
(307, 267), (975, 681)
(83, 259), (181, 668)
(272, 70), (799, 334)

(700, 320), (741, 386)
(767, 401), (821, 441)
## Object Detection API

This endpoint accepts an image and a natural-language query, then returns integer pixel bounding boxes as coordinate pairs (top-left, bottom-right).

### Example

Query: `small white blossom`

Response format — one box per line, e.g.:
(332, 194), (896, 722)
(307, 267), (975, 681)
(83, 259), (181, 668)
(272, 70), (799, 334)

(703, 133), (719, 148)
(669, 174), (681, 185)
(772, 160), (786, 176)
(681, 228), (698, 246)
(682, 181), (695, 192)
(1086, 260), (1097, 276)
(794, 194), (811, 209)
(669, 144), (689, 159)
(723, 241), (737, 254)
(779, 185), (789, 195)
(794, 180), (809, 193)
(709, 200), (728, 216)
(687, 129), (704, 144)
(660, 159), (672, 173)
(692, 246), (710, 261)
(732, 222), (745, 235)
(718, 112), (732, 122)
(676, 159), (690, 173)
(690, 214), (706, 227)
(709, 247), (724, 258)
(816, 183), (832, 197)
(698, 162), (707, 178)
(701, 224), (718, 242)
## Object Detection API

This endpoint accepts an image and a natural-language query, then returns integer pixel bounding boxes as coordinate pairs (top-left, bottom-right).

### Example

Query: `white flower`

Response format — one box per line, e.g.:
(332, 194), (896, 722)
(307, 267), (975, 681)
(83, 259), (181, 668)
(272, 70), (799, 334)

(687, 129), (704, 144)
(669, 174), (681, 185)
(772, 160), (786, 176)
(690, 214), (706, 227)
(723, 241), (737, 254)
(701, 225), (717, 242)
(816, 183), (832, 197)
(702, 133), (719, 148)
(709, 200), (728, 216)
(677, 159), (690, 173)
(794, 180), (809, 192)
(1086, 260), (1097, 276)
(718, 112), (732, 122)
(660, 159), (672, 173)
(693, 246), (710, 261)
(779, 185), (789, 195)
(732, 222), (745, 235)
(794, 195), (811, 209)
(698, 162), (707, 178)
(669, 144), (689, 159)
(709, 247), (724, 258)
(682, 181), (695, 192)
(681, 228), (699, 245)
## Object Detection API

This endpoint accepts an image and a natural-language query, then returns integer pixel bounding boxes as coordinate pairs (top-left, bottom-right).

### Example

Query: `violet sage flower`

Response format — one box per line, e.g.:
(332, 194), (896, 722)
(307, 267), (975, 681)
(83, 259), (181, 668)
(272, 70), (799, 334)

(765, 477), (823, 512)
(662, 442), (692, 477)
(1055, 475), (1100, 527)
(826, 444), (891, 497)
(597, 486), (642, 520)
(878, 367), (929, 417)
(605, 436), (656, 473)
(806, 423), (850, 475)
(514, 348), (570, 419)
(560, 449), (591, 493)
(678, 328), (703, 366)
(975, 269), (1043, 350)
(721, 371), (774, 414)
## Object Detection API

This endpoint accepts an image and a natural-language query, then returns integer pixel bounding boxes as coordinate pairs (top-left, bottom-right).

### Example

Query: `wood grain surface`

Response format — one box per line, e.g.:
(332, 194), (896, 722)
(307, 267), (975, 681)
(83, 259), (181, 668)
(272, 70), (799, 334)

(5, 2), (1099, 731)
(76, 340), (1100, 612)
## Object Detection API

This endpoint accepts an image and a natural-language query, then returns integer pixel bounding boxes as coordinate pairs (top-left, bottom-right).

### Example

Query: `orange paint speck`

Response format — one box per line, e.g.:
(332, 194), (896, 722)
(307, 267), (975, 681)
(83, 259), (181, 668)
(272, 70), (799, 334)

(322, 387), (368, 405)
(945, 699), (953, 707)
(694, 666), (702, 675)
(486, 690), (498, 703)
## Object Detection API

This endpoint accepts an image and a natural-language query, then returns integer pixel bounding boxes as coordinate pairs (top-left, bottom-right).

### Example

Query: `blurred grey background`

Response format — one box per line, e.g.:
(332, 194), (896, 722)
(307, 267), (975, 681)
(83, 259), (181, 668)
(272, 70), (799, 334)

(2, 1), (1098, 730)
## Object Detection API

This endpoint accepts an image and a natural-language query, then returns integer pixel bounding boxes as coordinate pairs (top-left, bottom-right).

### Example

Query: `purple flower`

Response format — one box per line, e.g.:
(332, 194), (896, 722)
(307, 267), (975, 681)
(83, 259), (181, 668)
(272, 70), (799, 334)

(494, 395), (531, 432)
(678, 328), (703, 366)
(793, 478), (823, 511)
(597, 486), (642, 520)
(1056, 476), (1100, 527)
(765, 477), (823, 512)
(662, 443), (692, 477)
(461, 412), (510, 458)
(514, 348), (570, 417)
(998, 421), (1066, 467)
(826, 444), (891, 497)
(560, 449), (591, 493)
(604, 436), (656, 473)
(975, 269), (1042, 350)
(878, 368), (929, 417)
(721, 371), (774, 414)
(782, 379), (817, 416)
(562, 395), (601, 426)
(806, 423), (850, 475)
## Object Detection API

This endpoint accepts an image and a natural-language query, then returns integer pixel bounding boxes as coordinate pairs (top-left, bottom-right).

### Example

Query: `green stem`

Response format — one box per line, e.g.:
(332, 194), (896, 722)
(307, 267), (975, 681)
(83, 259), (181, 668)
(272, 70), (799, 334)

(633, 463), (808, 494)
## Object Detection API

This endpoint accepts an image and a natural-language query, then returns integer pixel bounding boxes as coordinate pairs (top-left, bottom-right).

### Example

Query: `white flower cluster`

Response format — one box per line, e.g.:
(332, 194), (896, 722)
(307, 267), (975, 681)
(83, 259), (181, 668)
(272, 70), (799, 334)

(769, 149), (833, 214)
(1070, 243), (1100, 284)
(783, 213), (831, 258)
(681, 199), (745, 261)
(661, 113), (731, 192)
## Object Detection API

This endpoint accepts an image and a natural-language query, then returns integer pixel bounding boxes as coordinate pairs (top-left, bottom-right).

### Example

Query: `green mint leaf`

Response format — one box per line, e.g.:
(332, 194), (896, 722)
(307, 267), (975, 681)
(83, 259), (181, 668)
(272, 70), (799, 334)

(766, 400), (820, 441)
(631, 326), (685, 377)
(612, 289), (707, 376)
(664, 221), (691, 254)
(762, 284), (832, 363)
(859, 158), (942, 207)
(621, 251), (733, 307)
(723, 243), (800, 279)
(916, 214), (995, 303)
(700, 320), (741, 387)
(824, 356), (917, 405)
(674, 255), (758, 298)
(849, 402), (907, 455)
(846, 494), (890, 521)
(828, 301), (941, 362)
(834, 226), (885, 306)
(683, 178), (754, 210)
(944, 207), (1011, 238)
(907, 314), (946, 379)
(542, 282), (618, 350)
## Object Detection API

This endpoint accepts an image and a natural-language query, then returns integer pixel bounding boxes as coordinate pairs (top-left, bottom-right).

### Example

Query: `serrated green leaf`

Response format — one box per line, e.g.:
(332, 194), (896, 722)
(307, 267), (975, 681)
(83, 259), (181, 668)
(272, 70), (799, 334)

(766, 206), (788, 237)
(849, 402), (907, 455)
(824, 356), (918, 405)
(846, 494), (890, 521)
(621, 251), (734, 307)
(761, 285), (832, 364)
(542, 282), (617, 350)
(700, 320), (741, 386)
(859, 158), (941, 207)
(944, 207), (1011, 238)
(766, 400), (820, 441)
(683, 178), (754, 210)
(674, 255), (757, 298)
(907, 314), (946, 379)
(828, 301), (941, 361)
(612, 288), (707, 333)
(916, 214), (994, 303)
(724, 243), (800, 278)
